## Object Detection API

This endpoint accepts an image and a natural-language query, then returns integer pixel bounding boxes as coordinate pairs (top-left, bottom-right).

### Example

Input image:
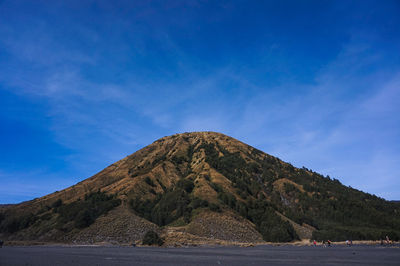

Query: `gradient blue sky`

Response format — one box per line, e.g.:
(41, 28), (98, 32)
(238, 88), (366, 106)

(1, 0), (399, 203)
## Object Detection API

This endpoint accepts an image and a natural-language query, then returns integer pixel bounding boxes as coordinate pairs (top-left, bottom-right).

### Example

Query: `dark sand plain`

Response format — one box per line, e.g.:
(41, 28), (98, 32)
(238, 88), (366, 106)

(1, 244), (399, 266)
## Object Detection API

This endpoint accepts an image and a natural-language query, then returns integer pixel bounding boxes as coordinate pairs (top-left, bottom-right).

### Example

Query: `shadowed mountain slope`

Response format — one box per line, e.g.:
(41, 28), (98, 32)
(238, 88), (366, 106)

(1, 132), (399, 244)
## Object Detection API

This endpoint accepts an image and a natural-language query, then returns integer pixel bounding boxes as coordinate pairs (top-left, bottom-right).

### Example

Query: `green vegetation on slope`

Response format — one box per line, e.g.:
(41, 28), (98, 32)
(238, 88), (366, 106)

(129, 178), (210, 226)
(142, 230), (164, 246)
(55, 191), (121, 230)
(0, 213), (38, 234)
(199, 143), (299, 242)
(0, 191), (121, 234)
(199, 142), (400, 241)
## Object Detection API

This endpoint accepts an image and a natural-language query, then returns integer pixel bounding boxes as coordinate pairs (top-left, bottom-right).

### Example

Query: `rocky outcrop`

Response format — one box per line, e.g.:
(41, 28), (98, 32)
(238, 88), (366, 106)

(65, 205), (159, 244)
(186, 210), (263, 243)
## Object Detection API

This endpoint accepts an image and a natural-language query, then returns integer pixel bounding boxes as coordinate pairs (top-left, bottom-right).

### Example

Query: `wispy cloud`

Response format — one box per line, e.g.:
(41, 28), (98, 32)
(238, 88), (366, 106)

(0, 1), (399, 202)
(167, 36), (400, 199)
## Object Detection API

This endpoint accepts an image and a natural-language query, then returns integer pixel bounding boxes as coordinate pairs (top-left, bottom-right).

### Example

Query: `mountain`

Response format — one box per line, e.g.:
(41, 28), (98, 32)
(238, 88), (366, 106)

(1, 132), (399, 245)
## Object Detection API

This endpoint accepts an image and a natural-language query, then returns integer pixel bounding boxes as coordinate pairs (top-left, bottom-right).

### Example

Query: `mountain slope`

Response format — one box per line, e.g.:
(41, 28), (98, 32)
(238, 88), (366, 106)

(1, 132), (399, 244)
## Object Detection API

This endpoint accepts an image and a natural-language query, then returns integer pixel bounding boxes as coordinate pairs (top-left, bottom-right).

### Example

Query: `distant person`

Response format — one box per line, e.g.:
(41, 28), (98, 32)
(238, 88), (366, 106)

(313, 240), (317, 246)
(322, 240), (326, 247)
(346, 240), (349, 246)
(386, 235), (390, 245)
(327, 240), (331, 247)
(0, 240), (3, 248)
(350, 240), (353, 246)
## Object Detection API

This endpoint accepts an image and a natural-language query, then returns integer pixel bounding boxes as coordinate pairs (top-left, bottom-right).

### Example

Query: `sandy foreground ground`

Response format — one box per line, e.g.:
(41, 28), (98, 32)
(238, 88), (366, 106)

(3, 239), (398, 247)
(0, 244), (399, 266)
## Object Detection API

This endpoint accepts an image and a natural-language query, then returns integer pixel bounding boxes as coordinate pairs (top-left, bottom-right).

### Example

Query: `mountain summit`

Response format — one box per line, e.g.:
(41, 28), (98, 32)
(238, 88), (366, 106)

(1, 132), (399, 245)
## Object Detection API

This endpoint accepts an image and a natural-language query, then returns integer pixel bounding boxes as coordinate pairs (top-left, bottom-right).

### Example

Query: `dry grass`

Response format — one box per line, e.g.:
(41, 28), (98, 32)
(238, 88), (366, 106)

(273, 178), (306, 194)
(185, 209), (263, 243)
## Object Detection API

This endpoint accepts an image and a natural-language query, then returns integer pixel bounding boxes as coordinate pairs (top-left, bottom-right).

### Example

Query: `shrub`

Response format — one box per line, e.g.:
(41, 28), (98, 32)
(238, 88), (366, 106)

(284, 183), (297, 194)
(74, 210), (94, 228)
(209, 182), (223, 193)
(142, 230), (164, 246)
(144, 177), (156, 187)
(218, 191), (237, 208)
(190, 197), (209, 209)
(1, 213), (38, 233)
(157, 187), (193, 225)
(177, 179), (194, 193)
(209, 203), (221, 212)
(171, 156), (186, 165)
(51, 199), (63, 208)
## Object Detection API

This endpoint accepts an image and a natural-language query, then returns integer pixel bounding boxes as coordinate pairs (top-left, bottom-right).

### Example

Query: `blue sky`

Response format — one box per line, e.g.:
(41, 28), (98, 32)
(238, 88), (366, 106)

(0, 0), (399, 203)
